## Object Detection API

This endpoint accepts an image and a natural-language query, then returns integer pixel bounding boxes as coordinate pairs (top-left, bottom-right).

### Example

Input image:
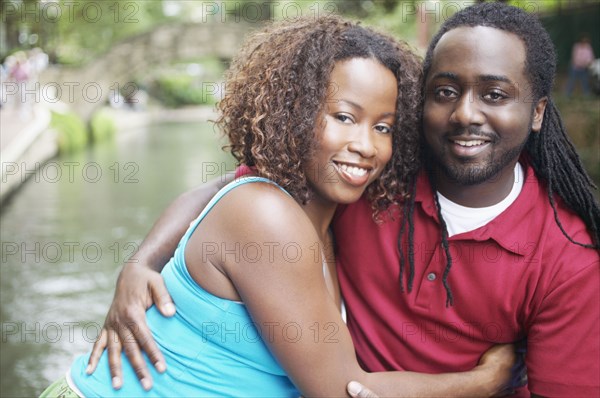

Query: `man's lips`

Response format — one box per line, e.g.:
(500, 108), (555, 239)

(447, 136), (492, 157)
(452, 138), (488, 147)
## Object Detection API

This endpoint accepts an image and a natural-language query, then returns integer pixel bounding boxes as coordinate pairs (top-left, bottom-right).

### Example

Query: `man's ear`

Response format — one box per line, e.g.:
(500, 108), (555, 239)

(531, 97), (547, 132)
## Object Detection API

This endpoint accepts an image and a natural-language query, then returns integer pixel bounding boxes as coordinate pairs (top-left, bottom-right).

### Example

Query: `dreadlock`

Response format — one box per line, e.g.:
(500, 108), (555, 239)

(527, 98), (599, 249)
(399, 2), (600, 307)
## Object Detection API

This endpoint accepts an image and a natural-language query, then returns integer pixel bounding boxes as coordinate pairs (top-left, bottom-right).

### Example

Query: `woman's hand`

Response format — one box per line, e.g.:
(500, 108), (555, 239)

(476, 343), (527, 397)
(84, 176), (231, 389)
(86, 262), (175, 390)
(347, 381), (380, 398)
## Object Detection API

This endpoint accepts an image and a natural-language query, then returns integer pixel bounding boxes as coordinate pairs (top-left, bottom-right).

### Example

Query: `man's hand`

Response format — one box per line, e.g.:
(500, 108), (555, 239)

(86, 262), (175, 390)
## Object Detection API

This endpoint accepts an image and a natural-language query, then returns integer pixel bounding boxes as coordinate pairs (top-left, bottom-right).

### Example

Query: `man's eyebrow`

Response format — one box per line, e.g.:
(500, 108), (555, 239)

(431, 72), (458, 80)
(430, 72), (514, 85)
(479, 74), (513, 84)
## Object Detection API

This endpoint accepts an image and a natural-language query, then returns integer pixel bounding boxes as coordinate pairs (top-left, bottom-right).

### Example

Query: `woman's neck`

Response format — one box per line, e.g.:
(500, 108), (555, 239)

(301, 198), (337, 242)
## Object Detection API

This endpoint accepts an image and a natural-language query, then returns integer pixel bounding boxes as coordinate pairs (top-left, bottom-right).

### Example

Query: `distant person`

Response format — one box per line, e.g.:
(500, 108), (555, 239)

(9, 52), (31, 118)
(0, 62), (8, 109)
(28, 48), (49, 85)
(565, 34), (595, 97)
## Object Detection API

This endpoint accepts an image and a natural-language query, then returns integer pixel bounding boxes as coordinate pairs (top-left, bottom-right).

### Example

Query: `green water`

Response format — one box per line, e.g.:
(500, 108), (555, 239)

(0, 121), (235, 397)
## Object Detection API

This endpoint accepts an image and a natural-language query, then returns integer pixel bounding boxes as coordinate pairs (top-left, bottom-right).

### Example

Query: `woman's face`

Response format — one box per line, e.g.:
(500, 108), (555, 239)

(304, 58), (397, 205)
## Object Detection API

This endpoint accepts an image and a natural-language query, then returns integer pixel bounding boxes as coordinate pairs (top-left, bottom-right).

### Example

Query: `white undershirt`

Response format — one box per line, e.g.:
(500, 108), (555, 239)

(437, 162), (524, 237)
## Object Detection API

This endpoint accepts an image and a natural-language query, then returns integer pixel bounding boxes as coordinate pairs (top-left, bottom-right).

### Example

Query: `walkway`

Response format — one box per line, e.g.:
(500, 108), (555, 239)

(0, 103), (56, 203)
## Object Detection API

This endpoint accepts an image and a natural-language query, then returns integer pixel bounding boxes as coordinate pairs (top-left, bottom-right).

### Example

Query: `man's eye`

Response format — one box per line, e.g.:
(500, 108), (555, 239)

(435, 87), (457, 99)
(484, 91), (507, 102)
(375, 124), (392, 134)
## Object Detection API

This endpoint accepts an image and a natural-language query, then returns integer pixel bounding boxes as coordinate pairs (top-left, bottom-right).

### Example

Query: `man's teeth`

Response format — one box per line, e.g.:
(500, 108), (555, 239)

(339, 164), (368, 177)
(454, 140), (486, 147)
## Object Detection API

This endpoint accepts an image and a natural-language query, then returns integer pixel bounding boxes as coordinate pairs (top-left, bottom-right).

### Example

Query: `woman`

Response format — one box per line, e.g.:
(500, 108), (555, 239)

(42, 16), (515, 397)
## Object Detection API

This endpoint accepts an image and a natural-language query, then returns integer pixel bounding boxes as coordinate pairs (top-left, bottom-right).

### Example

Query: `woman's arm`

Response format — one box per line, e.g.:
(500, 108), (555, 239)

(207, 184), (513, 397)
(87, 174), (232, 389)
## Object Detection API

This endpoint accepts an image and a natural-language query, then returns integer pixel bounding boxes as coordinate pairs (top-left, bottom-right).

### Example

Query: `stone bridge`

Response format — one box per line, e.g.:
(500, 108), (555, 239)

(40, 21), (255, 120)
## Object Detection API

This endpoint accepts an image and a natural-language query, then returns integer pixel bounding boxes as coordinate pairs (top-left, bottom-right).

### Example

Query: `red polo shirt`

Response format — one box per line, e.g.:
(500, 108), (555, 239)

(334, 162), (599, 397)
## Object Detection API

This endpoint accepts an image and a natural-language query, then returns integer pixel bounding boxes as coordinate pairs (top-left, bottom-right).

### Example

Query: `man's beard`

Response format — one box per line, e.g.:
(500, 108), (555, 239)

(427, 129), (530, 186)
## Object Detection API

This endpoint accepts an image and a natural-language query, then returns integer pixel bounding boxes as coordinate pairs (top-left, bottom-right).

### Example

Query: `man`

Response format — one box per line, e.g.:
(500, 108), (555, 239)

(89, 3), (599, 396)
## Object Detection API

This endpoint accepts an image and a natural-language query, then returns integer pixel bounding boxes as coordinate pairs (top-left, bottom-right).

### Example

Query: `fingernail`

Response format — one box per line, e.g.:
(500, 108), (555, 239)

(85, 365), (92, 374)
(155, 361), (166, 373)
(141, 377), (152, 391)
(163, 303), (175, 315)
(112, 377), (122, 390)
(347, 381), (361, 396)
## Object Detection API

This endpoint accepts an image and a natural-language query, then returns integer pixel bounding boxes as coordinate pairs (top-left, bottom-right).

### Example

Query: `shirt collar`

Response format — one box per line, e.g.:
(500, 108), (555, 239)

(414, 159), (541, 256)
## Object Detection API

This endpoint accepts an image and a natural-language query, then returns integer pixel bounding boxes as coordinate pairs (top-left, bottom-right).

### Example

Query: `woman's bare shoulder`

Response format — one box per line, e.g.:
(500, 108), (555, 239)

(211, 180), (313, 241)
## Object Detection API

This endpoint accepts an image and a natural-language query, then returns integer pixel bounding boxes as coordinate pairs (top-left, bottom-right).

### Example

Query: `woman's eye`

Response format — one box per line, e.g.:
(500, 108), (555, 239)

(335, 114), (353, 123)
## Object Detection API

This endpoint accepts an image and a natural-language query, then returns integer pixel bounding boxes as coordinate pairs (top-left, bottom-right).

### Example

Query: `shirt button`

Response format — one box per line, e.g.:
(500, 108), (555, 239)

(427, 272), (437, 281)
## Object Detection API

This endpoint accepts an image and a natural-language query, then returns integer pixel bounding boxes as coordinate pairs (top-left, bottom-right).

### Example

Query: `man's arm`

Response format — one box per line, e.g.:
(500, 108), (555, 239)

(347, 344), (528, 397)
(86, 174), (233, 390)
(207, 184), (519, 397)
(525, 257), (600, 397)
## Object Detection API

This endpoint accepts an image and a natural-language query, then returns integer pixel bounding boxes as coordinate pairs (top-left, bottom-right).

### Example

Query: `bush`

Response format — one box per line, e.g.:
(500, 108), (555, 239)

(150, 73), (217, 108)
(51, 111), (88, 154)
(554, 95), (600, 195)
(90, 108), (117, 143)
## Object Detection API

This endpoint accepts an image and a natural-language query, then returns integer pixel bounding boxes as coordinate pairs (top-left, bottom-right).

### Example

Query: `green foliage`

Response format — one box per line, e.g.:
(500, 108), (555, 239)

(150, 73), (218, 108)
(51, 110), (88, 153)
(359, 2), (419, 46)
(554, 95), (600, 191)
(2, 0), (171, 63)
(90, 108), (116, 143)
(51, 0), (169, 65)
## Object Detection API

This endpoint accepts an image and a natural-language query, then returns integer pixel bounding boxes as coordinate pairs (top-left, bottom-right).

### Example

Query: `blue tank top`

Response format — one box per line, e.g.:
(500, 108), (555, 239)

(70, 177), (299, 397)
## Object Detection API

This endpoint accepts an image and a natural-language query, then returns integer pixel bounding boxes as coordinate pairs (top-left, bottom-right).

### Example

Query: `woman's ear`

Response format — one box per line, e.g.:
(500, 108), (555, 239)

(531, 97), (547, 132)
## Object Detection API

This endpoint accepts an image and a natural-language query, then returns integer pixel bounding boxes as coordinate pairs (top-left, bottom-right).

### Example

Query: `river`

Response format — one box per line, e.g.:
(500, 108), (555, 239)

(0, 120), (235, 397)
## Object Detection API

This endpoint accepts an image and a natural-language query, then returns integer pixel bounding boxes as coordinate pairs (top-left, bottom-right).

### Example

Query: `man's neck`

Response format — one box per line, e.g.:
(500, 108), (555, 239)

(434, 162), (519, 208)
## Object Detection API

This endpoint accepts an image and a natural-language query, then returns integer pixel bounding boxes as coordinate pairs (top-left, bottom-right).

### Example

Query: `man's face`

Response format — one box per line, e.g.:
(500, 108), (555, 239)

(423, 26), (546, 186)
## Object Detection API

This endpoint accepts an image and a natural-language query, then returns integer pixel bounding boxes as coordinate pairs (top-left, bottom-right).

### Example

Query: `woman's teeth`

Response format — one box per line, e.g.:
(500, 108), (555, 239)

(338, 164), (368, 176)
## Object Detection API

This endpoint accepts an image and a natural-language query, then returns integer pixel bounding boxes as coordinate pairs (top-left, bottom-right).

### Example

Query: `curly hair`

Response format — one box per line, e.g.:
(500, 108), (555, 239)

(216, 16), (422, 215)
